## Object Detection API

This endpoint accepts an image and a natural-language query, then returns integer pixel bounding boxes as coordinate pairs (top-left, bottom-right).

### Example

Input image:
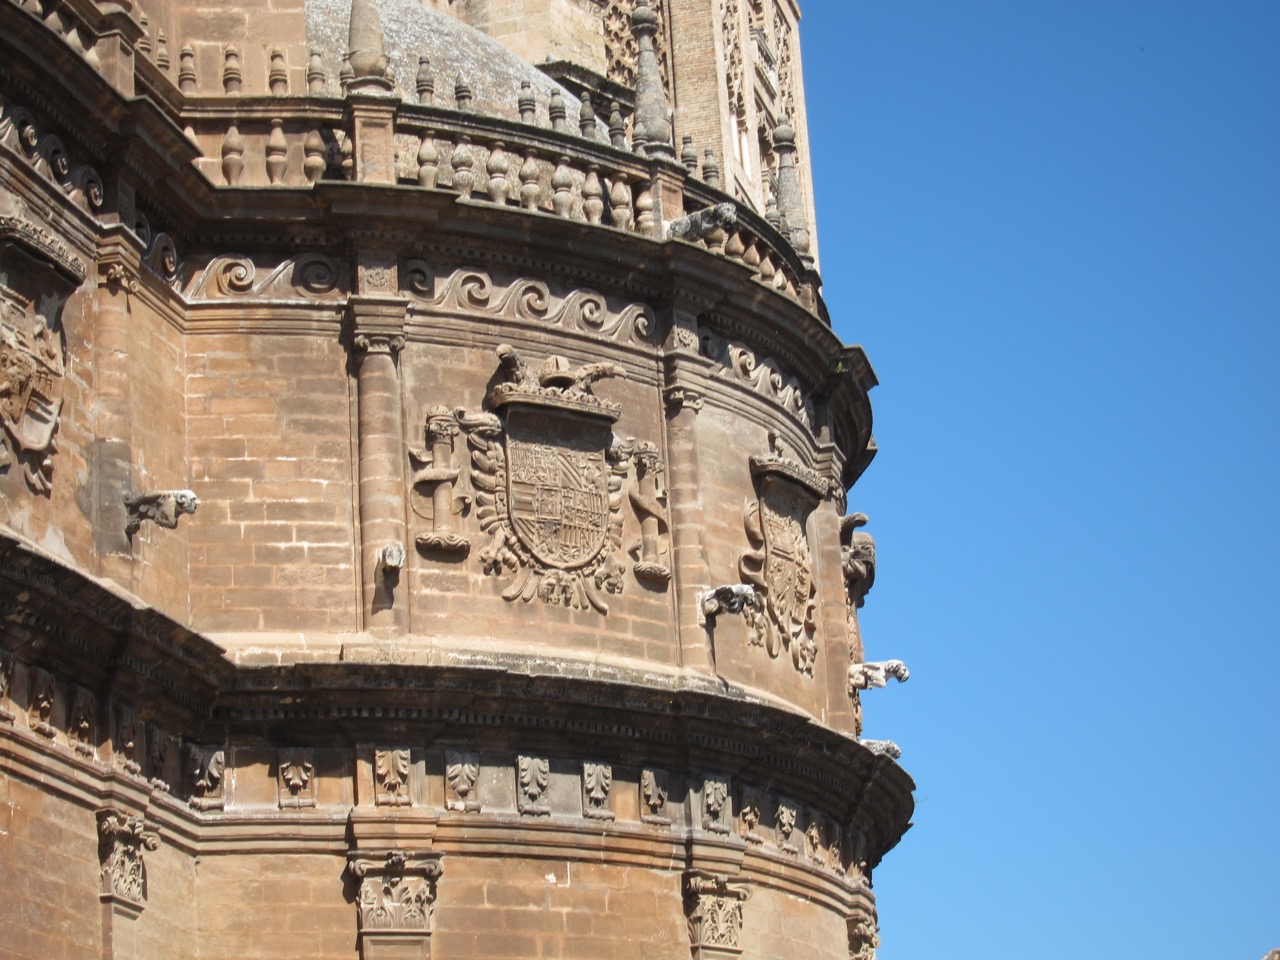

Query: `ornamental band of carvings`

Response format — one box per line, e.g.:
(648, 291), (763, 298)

(123, 490), (198, 535)
(375, 748), (412, 806)
(582, 761), (615, 820)
(183, 253), (344, 301)
(0, 195), (85, 494)
(278, 748), (316, 808)
(0, 98), (104, 216)
(457, 345), (637, 613)
(700, 329), (815, 431)
(444, 749), (481, 812)
(517, 754), (550, 816)
(404, 265), (656, 345)
(97, 809), (159, 910)
(187, 745), (225, 811)
(739, 433), (824, 675)
(684, 871), (752, 957)
(347, 850), (444, 957)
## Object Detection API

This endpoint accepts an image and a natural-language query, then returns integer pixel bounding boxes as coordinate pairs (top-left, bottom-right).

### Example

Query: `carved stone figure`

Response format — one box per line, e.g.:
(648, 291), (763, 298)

(683, 871), (752, 955)
(374, 748), (412, 806)
(848, 659), (910, 697)
(739, 433), (825, 674)
(28, 666), (55, 738)
(737, 799), (762, 845)
(641, 768), (671, 825)
(627, 441), (671, 584)
(97, 808), (159, 909)
(278, 748), (316, 808)
(776, 801), (798, 854)
(840, 512), (876, 610)
(187, 745), (226, 810)
(123, 489), (199, 535)
(444, 749), (481, 812)
(68, 686), (94, 757)
(517, 754), (550, 815)
(148, 726), (171, 792)
(410, 406), (470, 553)
(458, 346), (637, 613)
(666, 202), (737, 243)
(115, 705), (142, 775)
(582, 761), (614, 820)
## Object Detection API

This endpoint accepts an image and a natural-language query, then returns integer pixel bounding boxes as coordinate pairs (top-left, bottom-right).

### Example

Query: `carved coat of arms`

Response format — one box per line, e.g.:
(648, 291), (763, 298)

(0, 208), (84, 493)
(454, 345), (633, 613)
(739, 433), (827, 675)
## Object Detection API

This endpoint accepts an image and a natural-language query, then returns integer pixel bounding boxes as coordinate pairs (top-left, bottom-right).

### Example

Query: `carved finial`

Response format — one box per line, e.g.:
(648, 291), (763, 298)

(454, 77), (473, 111)
(347, 0), (392, 91)
(548, 90), (567, 132)
(631, 0), (674, 158)
(415, 56), (435, 104)
(222, 45), (242, 94)
(517, 80), (535, 123)
(307, 49), (326, 94)
(123, 490), (199, 536)
(608, 100), (626, 149)
(137, 15), (151, 56)
(701, 148), (720, 189)
(764, 190), (781, 230)
(680, 135), (698, 174)
(339, 54), (354, 94)
(155, 31), (170, 72)
(178, 45), (196, 93)
(269, 48), (288, 95)
(579, 97), (598, 140)
(772, 119), (810, 256)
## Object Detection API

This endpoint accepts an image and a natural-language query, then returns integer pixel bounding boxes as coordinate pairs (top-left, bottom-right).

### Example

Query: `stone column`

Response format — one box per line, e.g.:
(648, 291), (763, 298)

(350, 295), (408, 636)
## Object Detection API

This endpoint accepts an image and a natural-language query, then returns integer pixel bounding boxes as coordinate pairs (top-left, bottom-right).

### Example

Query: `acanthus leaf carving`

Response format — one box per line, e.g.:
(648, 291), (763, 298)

(278, 748), (316, 808)
(444, 749), (481, 812)
(582, 761), (614, 820)
(97, 808), (159, 909)
(702, 777), (730, 834)
(187, 744), (225, 811)
(374, 748), (412, 806)
(517, 754), (550, 816)
(640, 767), (670, 825)
(683, 871), (751, 955)
(348, 850), (443, 938)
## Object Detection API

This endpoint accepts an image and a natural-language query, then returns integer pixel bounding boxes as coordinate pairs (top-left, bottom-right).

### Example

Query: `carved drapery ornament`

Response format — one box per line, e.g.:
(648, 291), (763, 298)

(124, 490), (198, 535)
(517, 754), (550, 816)
(739, 433), (824, 675)
(97, 809), (159, 911)
(582, 762), (614, 820)
(375, 748), (412, 806)
(444, 749), (481, 812)
(684, 871), (752, 958)
(458, 346), (638, 613)
(187, 745), (225, 810)
(627, 441), (671, 585)
(348, 850), (444, 959)
(410, 406), (470, 553)
(0, 196), (85, 494)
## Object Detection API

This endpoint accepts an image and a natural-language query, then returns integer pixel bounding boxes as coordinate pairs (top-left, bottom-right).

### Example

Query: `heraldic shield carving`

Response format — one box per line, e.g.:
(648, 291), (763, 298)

(0, 203), (85, 494)
(739, 432), (827, 675)
(455, 345), (634, 613)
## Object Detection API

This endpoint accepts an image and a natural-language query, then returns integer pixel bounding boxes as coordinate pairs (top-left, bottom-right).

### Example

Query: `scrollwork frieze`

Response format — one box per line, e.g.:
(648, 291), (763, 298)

(183, 253), (346, 302)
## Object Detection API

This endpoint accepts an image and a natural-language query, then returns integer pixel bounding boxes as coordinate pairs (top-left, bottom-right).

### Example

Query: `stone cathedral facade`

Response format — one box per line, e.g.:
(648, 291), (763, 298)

(0, 0), (912, 957)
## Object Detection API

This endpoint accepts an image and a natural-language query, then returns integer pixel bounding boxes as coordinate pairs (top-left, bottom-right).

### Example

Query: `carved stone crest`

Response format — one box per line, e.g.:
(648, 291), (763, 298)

(683, 871), (752, 958)
(739, 433), (825, 675)
(459, 346), (634, 612)
(0, 202), (84, 494)
(97, 808), (159, 911)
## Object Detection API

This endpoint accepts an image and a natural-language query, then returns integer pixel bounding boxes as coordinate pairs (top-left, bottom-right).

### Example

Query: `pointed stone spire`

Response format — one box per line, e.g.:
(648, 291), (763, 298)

(631, 0), (673, 159)
(518, 81), (536, 124)
(347, 0), (392, 93)
(608, 101), (627, 149)
(772, 119), (810, 257)
(415, 56), (435, 104)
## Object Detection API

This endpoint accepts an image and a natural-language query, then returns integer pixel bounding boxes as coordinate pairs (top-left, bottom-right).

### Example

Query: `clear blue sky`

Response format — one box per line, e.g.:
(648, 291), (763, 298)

(802, 3), (1280, 957)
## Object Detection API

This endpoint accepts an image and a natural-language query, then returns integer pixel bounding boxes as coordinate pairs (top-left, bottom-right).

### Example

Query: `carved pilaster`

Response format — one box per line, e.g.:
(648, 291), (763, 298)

(683, 871), (751, 959)
(347, 850), (444, 960)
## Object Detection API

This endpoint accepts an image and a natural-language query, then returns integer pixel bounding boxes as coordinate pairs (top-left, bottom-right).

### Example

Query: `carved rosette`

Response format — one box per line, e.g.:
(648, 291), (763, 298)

(97, 809), (159, 912)
(641, 768), (670, 825)
(444, 749), (481, 812)
(375, 748), (412, 806)
(739, 433), (825, 675)
(0, 202), (85, 495)
(582, 761), (614, 820)
(348, 850), (444, 958)
(410, 407), (470, 554)
(458, 346), (639, 613)
(187, 745), (226, 811)
(683, 871), (752, 958)
(278, 748), (316, 808)
(517, 754), (550, 816)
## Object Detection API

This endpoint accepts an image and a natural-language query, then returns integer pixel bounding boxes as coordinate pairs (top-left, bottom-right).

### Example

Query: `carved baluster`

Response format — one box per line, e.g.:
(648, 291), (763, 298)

(415, 56), (434, 104)
(486, 141), (510, 204)
(221, 124), (245, 185)
(223, 45), (242, 94)
(307, 49), (326, 93)
(608, 100), (626, 149)
(635, 183), (655, 237)
(303, 130), (326, 184)
(268, 49), (288, 94)
(579, 97), (598, 140)
(155, 31), (170, 72)
(551, 156), (574, 218)
(581, 165), (604, 224)
(758, 252), (777, 285)
(454, 77), (472, 111)
(701, 148), (720, 189)
(518, 80), (535, 124)
(417, 131), (439, 188)
(451, 135), (475, 196)
(548, 90), (567, 133)
(265, 118), (287, 184)
(742, 236), (762, 271)
(519, 148), (540, 210)
(609, 171), (633, 232)
(724, 230), (746, 260)
(680, 135), (698, 175)
(178, 45), (196, 93)
(340, 132), (354, 180)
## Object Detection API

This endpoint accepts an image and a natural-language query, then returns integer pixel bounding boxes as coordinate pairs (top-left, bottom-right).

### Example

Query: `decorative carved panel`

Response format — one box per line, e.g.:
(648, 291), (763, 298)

(187, 745), (226, 811)
(701, 777), (730, 834)
(115, 704), (143, 775)
(517, 754), (550, 816)
(27, 666), (56, 738)
(684, 871), (751, 958)
(278, 748), (316, 808)
(68, 685), (94, 757)
(641, 767), (670, 825)
(348, 850), (443, 960)
(374, 748), (412, 806)
(582, 761), (614, 820)
(444, 749), (481, 812)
